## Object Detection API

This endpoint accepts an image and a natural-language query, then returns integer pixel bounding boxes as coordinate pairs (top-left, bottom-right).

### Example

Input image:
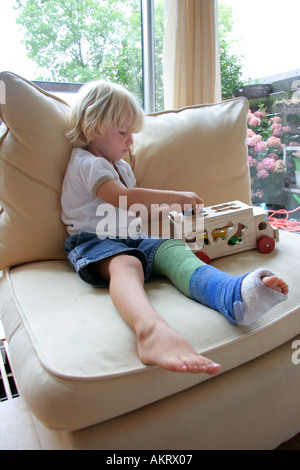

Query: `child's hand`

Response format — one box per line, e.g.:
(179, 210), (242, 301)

(174, 191), (204, 214)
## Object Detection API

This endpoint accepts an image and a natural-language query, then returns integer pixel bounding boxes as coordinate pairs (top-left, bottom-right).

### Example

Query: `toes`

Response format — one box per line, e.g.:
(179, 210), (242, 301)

(178, 363), (188, 372)
(262, 275), (278, 289)
(185, 359), (221, 374)
(199, 362), (221, 374)
(206, 362), (221, 374)
(170, 359), (221, 374)
(262, 276), (289, 294)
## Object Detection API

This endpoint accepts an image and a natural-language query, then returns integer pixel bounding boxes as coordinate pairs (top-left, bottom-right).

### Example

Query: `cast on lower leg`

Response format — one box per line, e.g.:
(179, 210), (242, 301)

(238, 268), (287, 326)
(153, 239), (287, 326)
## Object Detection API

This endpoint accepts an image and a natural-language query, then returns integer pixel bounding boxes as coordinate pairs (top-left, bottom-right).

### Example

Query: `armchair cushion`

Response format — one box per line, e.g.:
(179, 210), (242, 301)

(127, 98), (251, 207)
(0, 71), (72, 270)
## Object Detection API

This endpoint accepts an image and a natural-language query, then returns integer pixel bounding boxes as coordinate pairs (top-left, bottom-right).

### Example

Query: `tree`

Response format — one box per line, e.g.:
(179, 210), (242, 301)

(217, 2), (246, 98)
(14, 0), (143, 101)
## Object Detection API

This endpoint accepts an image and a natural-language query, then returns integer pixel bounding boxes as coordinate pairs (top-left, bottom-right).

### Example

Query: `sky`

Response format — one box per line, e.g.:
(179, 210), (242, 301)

(0, 1), (40, 79)
(221, 0), (300, 81)
(1, 0), (300, 82)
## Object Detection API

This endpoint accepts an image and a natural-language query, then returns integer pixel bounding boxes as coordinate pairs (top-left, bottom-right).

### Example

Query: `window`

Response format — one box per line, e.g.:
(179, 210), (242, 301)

(1, 0), (164, 111)
(218, 0), (300, 211)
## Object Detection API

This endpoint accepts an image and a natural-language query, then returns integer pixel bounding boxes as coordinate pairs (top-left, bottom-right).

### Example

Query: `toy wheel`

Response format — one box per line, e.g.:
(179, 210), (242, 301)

(256, 235), (275, 254)
(195, 251), (210, 264)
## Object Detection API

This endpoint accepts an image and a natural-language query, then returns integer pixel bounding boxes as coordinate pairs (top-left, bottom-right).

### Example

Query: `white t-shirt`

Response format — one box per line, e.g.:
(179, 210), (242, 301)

(61, 147), (140, 238)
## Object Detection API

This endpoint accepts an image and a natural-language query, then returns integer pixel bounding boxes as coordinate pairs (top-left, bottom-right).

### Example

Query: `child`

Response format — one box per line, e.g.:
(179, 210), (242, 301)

(61, 80), (289, 375)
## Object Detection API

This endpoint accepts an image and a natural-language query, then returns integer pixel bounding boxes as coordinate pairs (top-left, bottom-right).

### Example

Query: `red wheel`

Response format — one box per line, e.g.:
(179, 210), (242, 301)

(256, 235), (275, 254)
(195, 251), (210, 264)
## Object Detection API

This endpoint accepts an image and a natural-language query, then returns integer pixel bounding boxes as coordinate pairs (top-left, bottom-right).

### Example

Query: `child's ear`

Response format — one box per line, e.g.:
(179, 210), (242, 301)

(88, 128), (102, 140)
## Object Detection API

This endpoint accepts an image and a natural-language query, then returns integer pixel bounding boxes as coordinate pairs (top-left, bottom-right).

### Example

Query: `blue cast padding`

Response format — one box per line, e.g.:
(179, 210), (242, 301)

(189, 265), (248, 325)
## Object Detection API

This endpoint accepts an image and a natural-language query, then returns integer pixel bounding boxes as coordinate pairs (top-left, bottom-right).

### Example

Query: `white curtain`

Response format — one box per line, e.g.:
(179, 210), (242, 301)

(163, 0), (222, 109)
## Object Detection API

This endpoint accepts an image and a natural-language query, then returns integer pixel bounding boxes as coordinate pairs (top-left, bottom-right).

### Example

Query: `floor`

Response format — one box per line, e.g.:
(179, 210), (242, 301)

(276, 433), (300, 450)
(0, 398), (42, 450)
(0, 322), (42, 450)
(0, 320), (299, 450)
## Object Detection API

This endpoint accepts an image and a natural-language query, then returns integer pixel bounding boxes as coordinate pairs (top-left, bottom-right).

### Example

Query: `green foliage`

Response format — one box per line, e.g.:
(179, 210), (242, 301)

(14, 0), (143, 101)
(219, 41), (245, 98)
(217, 2), (246, 98)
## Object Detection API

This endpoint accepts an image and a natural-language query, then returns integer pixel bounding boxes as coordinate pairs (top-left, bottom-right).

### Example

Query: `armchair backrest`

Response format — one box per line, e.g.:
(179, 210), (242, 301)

(0, 71), (72, 270)
(127, 98), (250, 206)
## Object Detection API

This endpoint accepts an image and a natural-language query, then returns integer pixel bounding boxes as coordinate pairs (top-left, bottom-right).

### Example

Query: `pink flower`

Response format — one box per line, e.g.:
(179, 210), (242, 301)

(271, 123), (283, 136)
(247, 133), (262, 147)
(257, 168), (269, 178)
(248, 116), (261, 127)
(282, 126), (291, 133)
(267, 136), (281, 148)
(269, 152), (279, 160)
(248, 156), (258, 167)
(254, 109), (266, 119)
(254, 189), (264, 199)
(254, 141), (267, 152)
(273, 159), (285, 172)
(247, 128), (255, 138)
(262, 157), (276, 170)
(269, 116), (282, 124)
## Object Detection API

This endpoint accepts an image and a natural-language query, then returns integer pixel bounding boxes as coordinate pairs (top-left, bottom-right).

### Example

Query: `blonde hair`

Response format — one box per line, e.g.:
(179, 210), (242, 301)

(66, 80), (144, 148)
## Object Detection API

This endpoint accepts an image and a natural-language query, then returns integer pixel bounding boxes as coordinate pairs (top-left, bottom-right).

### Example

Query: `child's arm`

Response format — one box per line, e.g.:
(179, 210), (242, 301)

(96, 180), (203, 219)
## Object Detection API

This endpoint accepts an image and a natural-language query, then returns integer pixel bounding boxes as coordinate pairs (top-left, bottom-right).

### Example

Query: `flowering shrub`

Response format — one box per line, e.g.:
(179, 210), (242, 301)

(247, 107), (296, 205)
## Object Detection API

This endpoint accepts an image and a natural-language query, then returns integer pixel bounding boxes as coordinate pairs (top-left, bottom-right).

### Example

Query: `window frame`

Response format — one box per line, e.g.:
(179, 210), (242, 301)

(141, 0), (156, 113)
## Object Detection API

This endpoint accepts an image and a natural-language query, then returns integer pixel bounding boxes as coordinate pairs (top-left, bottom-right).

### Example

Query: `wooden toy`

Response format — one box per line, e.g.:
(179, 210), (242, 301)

(169, 200), (279, 263)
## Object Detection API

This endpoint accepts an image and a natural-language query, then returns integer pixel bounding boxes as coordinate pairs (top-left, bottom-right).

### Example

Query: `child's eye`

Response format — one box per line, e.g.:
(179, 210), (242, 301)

(119, 130), (127, 136)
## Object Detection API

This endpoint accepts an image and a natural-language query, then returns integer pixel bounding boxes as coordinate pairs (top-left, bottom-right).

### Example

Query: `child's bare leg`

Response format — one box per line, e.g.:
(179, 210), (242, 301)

(92, 254), (220, 374)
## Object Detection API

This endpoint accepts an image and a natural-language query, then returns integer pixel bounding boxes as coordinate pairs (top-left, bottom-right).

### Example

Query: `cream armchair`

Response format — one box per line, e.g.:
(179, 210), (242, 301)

(0, 71), (299, 450)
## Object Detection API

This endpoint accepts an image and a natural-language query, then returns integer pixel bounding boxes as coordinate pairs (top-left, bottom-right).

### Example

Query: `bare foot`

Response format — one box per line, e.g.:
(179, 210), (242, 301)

(137, 320), (221, 374)
(262, 275), (289, 295)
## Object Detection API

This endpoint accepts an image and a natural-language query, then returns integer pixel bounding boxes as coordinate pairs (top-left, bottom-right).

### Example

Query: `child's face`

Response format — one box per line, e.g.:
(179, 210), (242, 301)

(87, 124), (134, 163)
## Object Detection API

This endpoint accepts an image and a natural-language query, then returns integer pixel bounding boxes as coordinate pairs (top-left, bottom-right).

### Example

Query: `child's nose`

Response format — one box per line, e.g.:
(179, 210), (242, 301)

(127, 134), (133, 145)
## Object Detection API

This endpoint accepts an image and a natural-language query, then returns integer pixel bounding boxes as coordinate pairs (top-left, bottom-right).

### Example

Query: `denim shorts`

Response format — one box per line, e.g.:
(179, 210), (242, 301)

(64, 232), (166, 287)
